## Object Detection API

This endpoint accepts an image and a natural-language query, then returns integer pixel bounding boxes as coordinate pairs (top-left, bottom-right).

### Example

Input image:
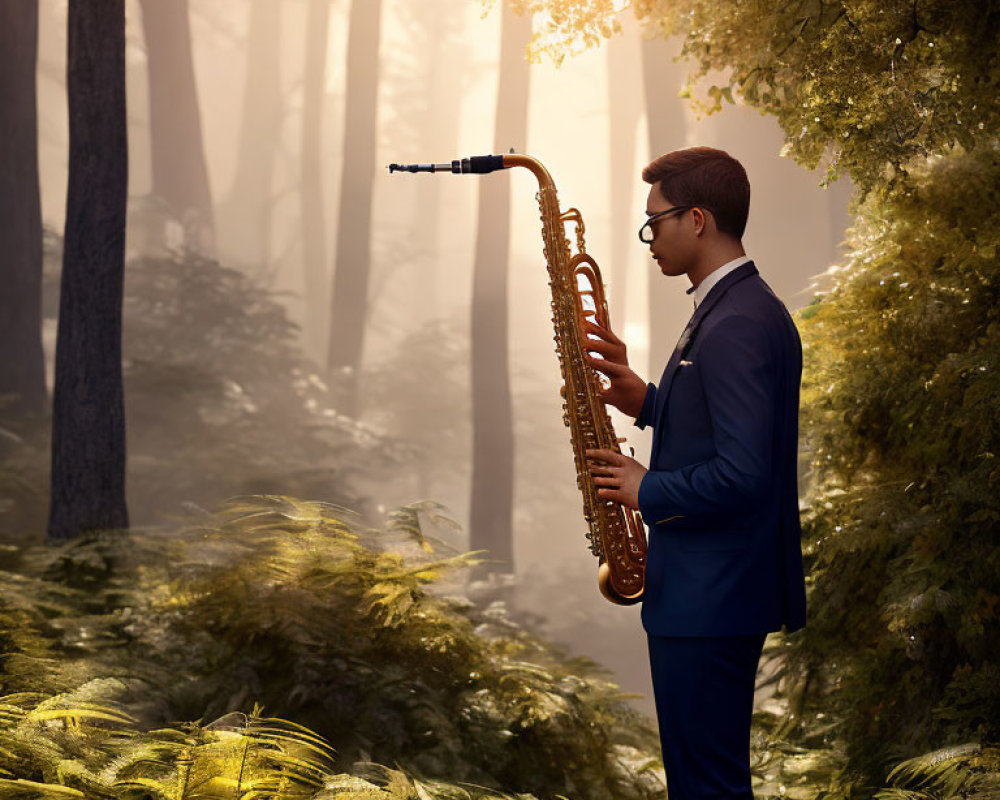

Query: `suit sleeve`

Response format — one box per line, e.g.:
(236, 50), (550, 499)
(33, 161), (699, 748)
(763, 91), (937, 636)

(633, 383), (657, 429)
(637, 314), (776, 523)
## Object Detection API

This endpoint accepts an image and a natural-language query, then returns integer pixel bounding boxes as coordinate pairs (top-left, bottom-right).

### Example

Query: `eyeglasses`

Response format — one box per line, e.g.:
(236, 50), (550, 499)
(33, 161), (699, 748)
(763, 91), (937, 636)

(637, 205), (695, 244)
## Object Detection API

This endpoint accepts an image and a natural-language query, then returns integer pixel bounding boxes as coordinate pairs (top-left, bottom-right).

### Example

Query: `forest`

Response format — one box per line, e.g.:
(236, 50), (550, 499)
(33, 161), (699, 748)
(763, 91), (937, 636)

(0, 0), (997, 798)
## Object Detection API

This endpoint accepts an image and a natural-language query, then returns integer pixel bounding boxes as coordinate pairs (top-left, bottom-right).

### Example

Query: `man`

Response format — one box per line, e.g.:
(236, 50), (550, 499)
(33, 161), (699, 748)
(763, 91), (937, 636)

(585, 146), (806, 800)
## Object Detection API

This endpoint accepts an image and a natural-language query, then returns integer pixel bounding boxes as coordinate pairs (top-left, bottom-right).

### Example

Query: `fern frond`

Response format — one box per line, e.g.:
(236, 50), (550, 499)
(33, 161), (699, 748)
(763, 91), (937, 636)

(0, 778), (86, 800)
(877, 744), (1000, 800)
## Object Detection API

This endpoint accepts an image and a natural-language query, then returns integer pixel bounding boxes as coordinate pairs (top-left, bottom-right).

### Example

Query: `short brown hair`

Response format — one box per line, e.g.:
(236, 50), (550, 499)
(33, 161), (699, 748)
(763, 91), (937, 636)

(642, 147), (750, 239)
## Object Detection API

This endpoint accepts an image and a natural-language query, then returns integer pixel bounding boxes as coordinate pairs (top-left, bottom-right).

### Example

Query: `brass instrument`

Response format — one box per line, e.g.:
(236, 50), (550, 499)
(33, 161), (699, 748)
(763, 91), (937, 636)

(388, 154), (646, 605)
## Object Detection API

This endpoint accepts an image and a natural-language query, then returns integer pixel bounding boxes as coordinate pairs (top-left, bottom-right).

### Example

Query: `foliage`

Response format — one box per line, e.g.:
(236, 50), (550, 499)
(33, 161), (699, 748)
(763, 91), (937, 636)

(0, 235), (404, 542)
(789, 149), (1000, 789)
(875, 743), (1000, 800)
(495, 0), (1000, 194)
(3, 494), (997, 799)
(0, 690), (538, 800)
(0, 496), (664, 800)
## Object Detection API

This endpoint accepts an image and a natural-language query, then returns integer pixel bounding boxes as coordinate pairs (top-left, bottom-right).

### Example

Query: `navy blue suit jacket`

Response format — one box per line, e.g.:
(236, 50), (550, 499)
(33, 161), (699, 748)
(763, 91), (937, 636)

(635, 261), (806, 637)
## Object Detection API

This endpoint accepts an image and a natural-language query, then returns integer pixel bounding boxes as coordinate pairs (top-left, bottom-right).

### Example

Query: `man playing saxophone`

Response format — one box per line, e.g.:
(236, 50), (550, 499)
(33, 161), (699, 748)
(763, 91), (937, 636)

(585, 147), (807, 800)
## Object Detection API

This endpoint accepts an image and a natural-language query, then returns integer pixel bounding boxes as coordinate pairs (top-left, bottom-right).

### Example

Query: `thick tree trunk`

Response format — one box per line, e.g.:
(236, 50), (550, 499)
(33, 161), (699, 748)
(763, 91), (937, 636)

(468, 2), (531, 572)
(0, 0), (46, 417)
(138, 0), (216, 255)
(326, 0), (382, 417)
(300, 0), (331, 361)
(48, 0), (129, 541)
(641, 34), (690, 379)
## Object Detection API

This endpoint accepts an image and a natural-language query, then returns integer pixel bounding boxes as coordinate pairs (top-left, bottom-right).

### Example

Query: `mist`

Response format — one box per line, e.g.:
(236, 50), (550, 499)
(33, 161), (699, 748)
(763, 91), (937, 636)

(27, 0), (851, 719)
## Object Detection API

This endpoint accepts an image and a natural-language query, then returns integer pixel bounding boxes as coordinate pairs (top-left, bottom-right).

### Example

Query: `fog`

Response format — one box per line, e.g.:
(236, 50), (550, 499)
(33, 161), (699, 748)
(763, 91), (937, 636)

(33, 0), (852, 717)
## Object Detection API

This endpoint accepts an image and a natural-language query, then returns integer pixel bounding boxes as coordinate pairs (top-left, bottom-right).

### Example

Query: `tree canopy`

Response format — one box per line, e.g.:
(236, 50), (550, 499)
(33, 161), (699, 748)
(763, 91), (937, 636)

(499, 0), (999, 192)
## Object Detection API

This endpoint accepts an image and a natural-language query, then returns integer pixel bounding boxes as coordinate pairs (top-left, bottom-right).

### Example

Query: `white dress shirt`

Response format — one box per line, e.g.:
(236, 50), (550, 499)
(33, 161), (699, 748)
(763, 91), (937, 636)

(688, 255), (752, 309)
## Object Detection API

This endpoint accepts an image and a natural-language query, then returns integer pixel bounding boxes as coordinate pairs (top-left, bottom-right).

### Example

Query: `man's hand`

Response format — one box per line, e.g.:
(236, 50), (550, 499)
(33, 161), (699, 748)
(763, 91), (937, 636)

(586, 448), (648, 510)
(584, 321), (647, 419)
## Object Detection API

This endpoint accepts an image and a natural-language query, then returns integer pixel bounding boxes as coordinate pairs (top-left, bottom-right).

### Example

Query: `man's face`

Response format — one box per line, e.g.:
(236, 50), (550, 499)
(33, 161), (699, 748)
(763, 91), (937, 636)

(646, 183), (690, 276)
(645, 183), (697, 277)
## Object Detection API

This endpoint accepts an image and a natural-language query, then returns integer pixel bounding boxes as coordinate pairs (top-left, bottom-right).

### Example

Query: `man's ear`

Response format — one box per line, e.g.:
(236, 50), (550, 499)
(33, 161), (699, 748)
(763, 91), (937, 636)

(692, 207), (709, 237)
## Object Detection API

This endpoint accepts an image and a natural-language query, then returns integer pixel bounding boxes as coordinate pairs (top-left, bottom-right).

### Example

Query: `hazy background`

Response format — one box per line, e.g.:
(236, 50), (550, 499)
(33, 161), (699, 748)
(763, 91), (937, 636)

(33, 0), (852, 717)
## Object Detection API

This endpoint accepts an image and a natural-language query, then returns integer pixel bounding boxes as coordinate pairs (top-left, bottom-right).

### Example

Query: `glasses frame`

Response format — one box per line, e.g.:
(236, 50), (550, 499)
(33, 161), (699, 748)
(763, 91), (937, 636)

(637, 205), (698, 244)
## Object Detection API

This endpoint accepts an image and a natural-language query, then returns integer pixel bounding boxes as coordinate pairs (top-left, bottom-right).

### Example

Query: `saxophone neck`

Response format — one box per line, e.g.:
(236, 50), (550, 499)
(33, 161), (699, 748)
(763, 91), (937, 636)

(500, 153), (555, 193)
(387, 153), (556, 194)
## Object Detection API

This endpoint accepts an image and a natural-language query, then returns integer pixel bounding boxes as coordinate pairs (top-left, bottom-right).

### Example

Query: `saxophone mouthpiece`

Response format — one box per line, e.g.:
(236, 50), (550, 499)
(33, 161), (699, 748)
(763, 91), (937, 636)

(387, 155), (507, 175)
(387, 162), (453, 173)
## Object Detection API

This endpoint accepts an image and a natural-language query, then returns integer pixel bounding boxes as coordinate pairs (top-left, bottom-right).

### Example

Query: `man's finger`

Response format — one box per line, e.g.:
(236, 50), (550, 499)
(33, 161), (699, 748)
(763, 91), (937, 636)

(583, 320), (610, 338)
(584, 319), (622, 345)
(586, 448), (620, 464)
(585, 338), (615, 357)
(587, 355), (625, 376)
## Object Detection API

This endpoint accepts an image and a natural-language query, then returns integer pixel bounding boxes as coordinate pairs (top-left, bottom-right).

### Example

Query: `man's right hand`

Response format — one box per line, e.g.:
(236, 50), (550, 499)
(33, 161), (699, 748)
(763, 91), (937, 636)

(583, 320), (648, 420)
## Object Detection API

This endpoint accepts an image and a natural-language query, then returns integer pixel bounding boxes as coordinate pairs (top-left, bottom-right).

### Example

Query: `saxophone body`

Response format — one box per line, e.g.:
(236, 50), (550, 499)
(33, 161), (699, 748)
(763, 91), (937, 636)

(388, 153), (647, 605)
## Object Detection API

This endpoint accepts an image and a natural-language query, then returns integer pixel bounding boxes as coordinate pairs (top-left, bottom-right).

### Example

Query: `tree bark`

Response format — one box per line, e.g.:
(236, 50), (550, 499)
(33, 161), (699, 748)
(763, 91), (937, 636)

(468, 2), (531, 572)
(0, 0), (46, 417)
(138, 0), (216, 255)
(326, 0), (383, 417)
(48, 0), (129, 541)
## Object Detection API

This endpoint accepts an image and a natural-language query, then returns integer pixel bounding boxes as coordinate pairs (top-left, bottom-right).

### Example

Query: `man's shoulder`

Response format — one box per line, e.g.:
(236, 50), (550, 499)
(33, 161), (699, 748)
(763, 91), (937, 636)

(697, 277), (800, 356)
(706, 276), (792, 328)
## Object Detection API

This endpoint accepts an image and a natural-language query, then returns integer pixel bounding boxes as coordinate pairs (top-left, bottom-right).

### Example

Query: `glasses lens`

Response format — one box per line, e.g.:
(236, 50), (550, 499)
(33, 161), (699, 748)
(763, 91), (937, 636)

(639, 206), (693, 243)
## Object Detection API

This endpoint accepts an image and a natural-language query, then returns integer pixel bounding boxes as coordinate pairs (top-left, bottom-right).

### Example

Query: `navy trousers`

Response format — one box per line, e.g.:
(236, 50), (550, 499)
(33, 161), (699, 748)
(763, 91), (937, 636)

(647, 633), (766, 800)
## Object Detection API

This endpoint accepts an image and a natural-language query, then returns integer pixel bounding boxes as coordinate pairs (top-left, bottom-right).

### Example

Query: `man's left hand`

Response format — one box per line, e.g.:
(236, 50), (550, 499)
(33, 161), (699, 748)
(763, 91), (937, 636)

(585, 448), (647, 510)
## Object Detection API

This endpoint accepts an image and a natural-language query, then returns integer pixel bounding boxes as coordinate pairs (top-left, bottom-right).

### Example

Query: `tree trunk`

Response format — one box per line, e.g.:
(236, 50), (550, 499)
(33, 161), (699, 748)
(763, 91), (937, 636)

(219, 0), (282, 272)
(326, 0), (383, 417)
(397, 0), (465, 507)
(468, 2), (531, 572)
(0, 0), (46, 417)
(641, 34), (690, 378)
(404, 0), (464, 326)
(300, 0), (331, 361)
(138, 0), (216, 256)
(605, 14), (643, 331)
(48, 0), (129, 541)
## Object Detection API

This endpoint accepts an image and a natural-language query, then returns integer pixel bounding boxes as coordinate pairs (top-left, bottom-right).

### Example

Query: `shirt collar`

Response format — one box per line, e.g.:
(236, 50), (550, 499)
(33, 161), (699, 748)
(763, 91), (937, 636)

(688, 255), (752, 309)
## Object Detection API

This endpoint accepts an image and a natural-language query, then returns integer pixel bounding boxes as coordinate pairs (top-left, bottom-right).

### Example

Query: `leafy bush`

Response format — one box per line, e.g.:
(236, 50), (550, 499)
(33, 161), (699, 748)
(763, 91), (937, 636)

(793, 147), (1000, 788)
(0, 496), (665, 800)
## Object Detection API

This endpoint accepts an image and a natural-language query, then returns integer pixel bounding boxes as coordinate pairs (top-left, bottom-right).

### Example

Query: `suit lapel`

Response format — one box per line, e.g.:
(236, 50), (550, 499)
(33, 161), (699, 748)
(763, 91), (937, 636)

(652, 261), (759, 436)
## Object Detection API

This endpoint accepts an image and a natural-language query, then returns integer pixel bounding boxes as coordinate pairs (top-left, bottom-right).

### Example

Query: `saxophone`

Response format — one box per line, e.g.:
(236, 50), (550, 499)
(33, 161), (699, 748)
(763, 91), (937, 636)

(388, 153), (647, 605)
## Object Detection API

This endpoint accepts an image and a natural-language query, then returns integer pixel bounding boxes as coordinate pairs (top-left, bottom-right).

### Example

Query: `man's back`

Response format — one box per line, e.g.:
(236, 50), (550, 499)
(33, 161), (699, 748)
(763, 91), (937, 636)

(635, 261), (807, 636)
